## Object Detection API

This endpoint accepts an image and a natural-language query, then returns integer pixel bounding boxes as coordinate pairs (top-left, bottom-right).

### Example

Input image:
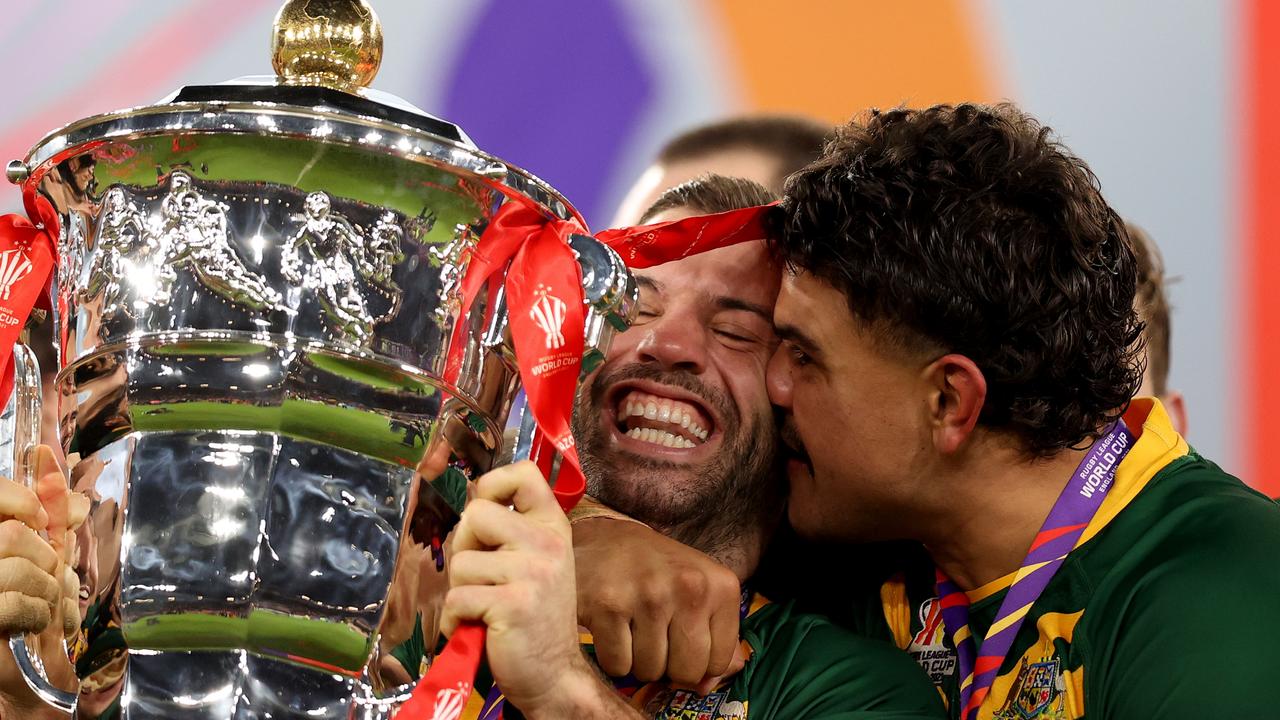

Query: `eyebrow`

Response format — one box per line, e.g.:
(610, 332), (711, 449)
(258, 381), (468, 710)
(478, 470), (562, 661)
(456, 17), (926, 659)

(637, 275), (770, 320)
(774, 322), (822, 355)
(714, 296), (774, 324)
(636, 275), (663, 296)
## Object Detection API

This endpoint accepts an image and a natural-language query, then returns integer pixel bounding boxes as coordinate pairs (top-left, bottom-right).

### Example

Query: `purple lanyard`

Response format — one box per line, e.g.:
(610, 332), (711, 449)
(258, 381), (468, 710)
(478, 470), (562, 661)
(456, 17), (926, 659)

(936, 420), (1135, 720)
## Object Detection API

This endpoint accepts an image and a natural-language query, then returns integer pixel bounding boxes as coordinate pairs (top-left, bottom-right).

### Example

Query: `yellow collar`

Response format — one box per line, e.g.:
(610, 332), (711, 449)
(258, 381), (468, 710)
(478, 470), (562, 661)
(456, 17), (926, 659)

(965, 397), (1189, 604)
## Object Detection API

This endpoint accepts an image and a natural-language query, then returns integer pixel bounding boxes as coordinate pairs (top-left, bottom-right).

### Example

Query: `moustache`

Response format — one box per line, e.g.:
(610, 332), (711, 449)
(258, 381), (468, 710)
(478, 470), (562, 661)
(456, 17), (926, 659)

(779, 416), (810, 462)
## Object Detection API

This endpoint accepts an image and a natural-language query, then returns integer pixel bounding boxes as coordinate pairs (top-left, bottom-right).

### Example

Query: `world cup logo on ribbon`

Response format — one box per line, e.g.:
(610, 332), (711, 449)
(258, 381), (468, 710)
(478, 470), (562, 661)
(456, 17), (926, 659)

(529, 283), (567, 350)
(0, 249), (33, 301)
(429, 682), (471, 720)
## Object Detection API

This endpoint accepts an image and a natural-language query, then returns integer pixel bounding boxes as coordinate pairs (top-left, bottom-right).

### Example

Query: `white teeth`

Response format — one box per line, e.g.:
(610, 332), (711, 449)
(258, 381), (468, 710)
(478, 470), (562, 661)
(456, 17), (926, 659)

(644, 402), (658, 420)
(624, 426), (697, 449)
(625, 401), (635, 417)
(659, 404), (672, 423)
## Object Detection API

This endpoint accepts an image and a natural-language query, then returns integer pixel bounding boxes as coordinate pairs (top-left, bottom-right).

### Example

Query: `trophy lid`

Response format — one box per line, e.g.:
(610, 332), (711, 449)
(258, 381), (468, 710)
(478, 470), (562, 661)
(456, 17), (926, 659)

(12, 0), (575, 223)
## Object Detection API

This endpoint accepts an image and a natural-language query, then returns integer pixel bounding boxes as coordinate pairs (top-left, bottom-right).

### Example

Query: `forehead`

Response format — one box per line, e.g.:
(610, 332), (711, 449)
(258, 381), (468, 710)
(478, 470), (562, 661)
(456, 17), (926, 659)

(641, 242), (777, 301)
(776, 271), (854, 343)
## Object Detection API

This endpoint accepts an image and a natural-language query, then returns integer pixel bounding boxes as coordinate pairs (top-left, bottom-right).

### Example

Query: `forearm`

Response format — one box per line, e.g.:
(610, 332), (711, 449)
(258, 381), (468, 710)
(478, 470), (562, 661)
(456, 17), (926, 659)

(518, 656), (645, 720)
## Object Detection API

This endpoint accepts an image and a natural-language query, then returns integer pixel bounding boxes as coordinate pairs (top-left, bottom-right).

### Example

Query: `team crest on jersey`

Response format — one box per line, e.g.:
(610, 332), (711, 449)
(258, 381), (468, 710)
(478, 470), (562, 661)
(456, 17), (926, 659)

(645, 688), (746, 719)
(995, 655), (1068, 720)
(908, 597), (956, 686)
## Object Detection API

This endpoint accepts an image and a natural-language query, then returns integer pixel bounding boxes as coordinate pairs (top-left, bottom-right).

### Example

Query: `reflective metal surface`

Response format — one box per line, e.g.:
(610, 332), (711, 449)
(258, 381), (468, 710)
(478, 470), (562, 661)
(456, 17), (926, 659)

(272, 0), (383, 93)
(12, 25), (636, 715)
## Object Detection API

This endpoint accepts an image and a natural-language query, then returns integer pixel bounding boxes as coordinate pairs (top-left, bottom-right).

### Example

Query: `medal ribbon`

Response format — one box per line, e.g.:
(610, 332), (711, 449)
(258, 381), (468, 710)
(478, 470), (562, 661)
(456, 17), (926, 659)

(0, 192), (59, 410)
(936, 420), (1136, 720)
(403, 198), (773, 720)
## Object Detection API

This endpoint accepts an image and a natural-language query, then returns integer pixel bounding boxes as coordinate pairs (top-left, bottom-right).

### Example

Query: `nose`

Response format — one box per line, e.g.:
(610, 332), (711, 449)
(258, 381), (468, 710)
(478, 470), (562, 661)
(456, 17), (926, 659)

(634, 313), (709, 373)
(766, 346), (793, 408)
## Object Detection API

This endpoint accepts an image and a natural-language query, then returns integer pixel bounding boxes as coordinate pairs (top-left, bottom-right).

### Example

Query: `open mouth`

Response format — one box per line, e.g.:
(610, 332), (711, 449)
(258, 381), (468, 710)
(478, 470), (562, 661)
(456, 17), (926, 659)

(608, 382), (718, 451)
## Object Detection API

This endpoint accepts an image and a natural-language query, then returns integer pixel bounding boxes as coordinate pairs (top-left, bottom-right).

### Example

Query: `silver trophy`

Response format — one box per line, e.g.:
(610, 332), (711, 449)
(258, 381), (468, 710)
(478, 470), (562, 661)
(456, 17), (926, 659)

(0, 1), (637, 717)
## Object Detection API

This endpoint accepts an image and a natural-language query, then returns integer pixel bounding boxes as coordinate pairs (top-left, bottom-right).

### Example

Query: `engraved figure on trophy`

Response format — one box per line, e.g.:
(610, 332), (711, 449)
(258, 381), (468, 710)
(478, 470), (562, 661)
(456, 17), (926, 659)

(281, 191), (403, 342)
(81, 186), (145, 315)
(427, 223), (471, 328)
(150, 171), (283, 311)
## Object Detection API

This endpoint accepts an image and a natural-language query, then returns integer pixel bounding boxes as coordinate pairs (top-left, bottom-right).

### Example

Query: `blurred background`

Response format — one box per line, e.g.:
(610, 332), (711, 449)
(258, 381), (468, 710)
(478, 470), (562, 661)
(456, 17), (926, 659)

(1, 0), (1275, 493)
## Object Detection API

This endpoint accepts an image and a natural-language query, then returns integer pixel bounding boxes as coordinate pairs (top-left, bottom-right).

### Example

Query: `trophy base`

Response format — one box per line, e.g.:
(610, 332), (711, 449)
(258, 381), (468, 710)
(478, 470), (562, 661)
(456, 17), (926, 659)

(101, 648), (399, 719)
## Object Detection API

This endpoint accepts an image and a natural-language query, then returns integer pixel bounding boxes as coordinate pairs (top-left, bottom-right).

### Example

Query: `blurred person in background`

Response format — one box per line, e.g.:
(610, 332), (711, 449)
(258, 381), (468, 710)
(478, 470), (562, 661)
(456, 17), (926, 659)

(1128, 222), (1188, 435)
(612, 114), (830, 226)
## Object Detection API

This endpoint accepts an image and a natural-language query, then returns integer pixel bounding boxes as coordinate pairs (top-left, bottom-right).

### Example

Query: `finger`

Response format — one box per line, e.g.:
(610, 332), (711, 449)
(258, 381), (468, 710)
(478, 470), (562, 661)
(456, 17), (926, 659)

(61, 565), (81, 636)
(0, 519), (59, 575)
(472, 461), (564, 524)
(694, 643), (750, 697)
(665, 608), (712, 689)
(0, 557), (60, 605)
(630, 604), (672, 682)
(705, 590), (741, 679)
(453, 499), (566, 558)
(0, 479), (47, 531)
(439, 584), (503, 638)
(0, 590), (53, 635)
(587, 611), (635, 679)
(448, 548), (525, 587)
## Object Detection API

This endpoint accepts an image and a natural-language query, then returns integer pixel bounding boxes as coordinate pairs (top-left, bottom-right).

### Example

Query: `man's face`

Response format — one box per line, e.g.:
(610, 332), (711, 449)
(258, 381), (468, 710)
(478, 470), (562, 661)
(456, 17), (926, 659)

(611, 150), (781, 226)
(572, 209), (781, 538)
(767, 271), (931, 542)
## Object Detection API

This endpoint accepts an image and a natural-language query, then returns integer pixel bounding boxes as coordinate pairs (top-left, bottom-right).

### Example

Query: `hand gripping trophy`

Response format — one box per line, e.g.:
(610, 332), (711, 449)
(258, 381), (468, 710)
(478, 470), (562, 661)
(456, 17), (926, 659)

(0, 1), (637, 718)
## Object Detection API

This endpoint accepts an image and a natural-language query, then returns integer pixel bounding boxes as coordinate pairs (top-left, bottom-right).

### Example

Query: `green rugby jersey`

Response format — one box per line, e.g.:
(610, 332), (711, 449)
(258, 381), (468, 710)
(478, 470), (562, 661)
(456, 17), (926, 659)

(870, 399), (1280, 719)
(458, 594), (945, 719)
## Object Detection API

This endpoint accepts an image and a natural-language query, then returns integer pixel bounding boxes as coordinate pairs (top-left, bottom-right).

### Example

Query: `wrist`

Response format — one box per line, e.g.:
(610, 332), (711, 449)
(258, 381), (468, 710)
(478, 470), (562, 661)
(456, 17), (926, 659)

(520, 655), (637, 720)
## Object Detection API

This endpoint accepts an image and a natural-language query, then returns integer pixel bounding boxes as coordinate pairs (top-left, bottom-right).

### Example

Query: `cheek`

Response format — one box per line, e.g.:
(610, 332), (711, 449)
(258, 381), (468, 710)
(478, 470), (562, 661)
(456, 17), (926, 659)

(720, 352), (774, 421)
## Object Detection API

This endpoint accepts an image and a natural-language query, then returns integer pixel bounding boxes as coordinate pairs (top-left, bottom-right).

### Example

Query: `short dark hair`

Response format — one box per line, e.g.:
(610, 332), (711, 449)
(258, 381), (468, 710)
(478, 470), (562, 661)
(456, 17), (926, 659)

(1128, 222), (1172, 395)
(640, 173), (775, 224)
(657, 115), (831, 193)
(772, 103), (1144, 456)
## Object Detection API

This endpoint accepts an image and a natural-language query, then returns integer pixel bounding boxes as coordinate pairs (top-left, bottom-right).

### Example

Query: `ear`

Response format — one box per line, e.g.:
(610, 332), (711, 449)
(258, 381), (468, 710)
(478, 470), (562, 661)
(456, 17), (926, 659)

(1160, 390), (1189, 437)
(923, 354), (987, 455)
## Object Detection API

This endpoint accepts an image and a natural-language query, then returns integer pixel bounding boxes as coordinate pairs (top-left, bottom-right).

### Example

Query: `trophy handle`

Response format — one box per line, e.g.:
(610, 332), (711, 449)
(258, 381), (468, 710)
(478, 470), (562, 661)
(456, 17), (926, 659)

(0, 343), (77, 714)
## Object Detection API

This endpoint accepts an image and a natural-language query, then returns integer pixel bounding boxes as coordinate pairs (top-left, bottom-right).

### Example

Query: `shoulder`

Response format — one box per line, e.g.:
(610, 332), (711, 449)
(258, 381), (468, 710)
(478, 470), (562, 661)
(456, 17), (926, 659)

(1076, 453), (1280, 716)
(1087, 452), (1280, 576)
(742, 600), (944, 717)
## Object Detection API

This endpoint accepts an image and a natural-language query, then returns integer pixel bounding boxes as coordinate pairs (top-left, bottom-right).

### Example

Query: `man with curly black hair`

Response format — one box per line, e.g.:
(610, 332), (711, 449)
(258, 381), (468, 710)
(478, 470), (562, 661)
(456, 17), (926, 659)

(766, 103), (1280, 719)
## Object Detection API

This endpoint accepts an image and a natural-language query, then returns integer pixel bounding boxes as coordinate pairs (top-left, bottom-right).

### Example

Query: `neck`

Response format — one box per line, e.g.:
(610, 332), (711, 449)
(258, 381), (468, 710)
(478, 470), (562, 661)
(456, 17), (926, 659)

(662, 516), (772, 582)
(918, 440), (1091, 591)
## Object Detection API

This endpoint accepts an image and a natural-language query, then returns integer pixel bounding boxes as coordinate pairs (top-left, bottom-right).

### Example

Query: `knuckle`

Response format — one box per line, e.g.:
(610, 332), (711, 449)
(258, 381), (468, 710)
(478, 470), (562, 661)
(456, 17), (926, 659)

(590, 588), (632, 619)
(672, 567), (709, 598)
(637, 583), (672, 616)
(708, 566), (740, 600)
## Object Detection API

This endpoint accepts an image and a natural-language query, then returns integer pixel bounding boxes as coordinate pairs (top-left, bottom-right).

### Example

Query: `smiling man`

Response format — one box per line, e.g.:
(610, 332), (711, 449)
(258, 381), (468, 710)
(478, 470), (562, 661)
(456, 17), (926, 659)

(444, 174), (943, 719)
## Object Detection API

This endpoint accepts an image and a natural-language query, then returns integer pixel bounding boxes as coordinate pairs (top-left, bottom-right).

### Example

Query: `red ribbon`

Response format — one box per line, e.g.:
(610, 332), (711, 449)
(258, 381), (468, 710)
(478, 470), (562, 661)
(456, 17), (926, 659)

(401, 198), (772, 720)
(0, 193), (58, 409)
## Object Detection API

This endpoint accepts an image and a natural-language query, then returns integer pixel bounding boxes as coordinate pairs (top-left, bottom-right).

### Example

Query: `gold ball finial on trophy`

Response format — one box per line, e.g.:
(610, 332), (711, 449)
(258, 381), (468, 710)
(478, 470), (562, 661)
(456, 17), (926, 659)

(272, 0), (383, 93)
